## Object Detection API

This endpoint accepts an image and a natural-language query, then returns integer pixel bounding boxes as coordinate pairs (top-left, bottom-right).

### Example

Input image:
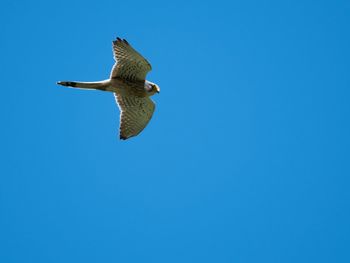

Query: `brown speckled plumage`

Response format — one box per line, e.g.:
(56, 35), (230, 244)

(57, 37), (159, 140)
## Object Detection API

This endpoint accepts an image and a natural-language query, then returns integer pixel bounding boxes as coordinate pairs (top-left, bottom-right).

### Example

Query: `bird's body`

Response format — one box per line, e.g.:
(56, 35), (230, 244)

(57, 38), (160, 140)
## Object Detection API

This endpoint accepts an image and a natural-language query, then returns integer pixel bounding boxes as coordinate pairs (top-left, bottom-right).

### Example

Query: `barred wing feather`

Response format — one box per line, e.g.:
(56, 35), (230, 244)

(111, 38), (152, 82)
(114, 93), (155, 140)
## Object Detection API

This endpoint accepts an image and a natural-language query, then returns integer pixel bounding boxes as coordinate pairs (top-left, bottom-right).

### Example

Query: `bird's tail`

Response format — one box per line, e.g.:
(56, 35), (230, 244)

(57, 80), (110, 91)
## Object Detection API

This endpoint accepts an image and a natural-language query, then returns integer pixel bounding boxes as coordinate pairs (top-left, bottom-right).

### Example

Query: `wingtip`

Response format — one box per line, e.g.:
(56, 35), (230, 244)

(114, 37), (126, 46)
(113, 37), (130, 46)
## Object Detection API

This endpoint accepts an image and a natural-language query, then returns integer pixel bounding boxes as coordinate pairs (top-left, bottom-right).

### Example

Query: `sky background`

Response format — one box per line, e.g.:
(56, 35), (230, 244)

(1, 0), (349, 262)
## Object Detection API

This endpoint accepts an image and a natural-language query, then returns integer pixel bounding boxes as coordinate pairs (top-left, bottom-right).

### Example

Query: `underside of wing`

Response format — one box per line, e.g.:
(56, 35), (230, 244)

(114, 93), (156, 140)
(111, 38), (152, 82)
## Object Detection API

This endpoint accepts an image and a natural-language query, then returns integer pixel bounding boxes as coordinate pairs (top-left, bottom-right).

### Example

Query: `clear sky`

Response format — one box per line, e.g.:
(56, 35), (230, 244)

(1, 0), (349, 262)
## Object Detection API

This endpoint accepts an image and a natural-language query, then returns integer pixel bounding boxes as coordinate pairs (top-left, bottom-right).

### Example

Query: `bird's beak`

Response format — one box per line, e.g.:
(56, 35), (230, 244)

(156, 87), (160, 93)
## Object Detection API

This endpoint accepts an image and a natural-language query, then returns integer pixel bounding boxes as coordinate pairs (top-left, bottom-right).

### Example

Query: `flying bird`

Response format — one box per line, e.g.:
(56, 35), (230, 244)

(57, 37), (160, 140)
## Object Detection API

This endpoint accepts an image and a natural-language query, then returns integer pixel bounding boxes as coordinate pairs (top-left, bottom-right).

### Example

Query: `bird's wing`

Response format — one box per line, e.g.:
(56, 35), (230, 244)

(114, 93), (155, 140)
(111, 38), (152, 82)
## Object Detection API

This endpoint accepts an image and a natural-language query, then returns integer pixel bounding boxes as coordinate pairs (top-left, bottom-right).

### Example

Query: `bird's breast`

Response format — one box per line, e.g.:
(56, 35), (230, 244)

(110, 78), (147, 97)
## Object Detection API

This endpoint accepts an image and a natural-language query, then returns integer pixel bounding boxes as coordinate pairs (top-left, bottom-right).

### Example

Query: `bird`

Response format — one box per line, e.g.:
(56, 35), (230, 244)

(57, 37), (160, 140)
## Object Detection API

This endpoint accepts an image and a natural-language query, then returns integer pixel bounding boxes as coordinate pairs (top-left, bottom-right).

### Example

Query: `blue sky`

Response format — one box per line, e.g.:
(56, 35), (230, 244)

(1, 0), (349, 262)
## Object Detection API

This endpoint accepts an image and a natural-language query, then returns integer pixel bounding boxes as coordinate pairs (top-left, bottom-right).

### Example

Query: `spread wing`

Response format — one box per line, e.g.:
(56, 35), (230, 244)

(111, 38), (152, 82)
(114, 93), (155, 140)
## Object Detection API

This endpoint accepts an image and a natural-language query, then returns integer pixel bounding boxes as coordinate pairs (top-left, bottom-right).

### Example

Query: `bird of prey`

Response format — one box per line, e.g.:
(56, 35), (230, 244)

(57, 37), (160, 140)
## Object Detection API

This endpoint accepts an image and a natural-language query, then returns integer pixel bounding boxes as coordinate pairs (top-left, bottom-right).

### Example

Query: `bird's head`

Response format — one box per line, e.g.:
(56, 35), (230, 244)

(145, 81), (160, 95)
(153, 84), (160, 94)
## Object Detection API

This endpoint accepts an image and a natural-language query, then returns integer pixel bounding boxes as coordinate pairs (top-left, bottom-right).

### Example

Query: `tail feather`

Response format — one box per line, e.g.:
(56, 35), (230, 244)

(57, 81), (77, 87)
(56, 80), (110, 91)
